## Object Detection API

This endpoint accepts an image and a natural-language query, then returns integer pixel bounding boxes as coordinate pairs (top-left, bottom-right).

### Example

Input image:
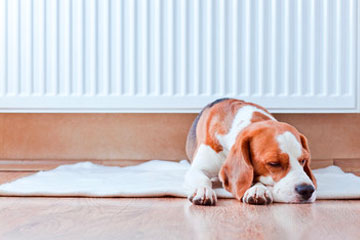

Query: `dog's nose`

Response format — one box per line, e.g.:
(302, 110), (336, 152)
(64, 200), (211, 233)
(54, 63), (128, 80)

(295, 184), (315, 200)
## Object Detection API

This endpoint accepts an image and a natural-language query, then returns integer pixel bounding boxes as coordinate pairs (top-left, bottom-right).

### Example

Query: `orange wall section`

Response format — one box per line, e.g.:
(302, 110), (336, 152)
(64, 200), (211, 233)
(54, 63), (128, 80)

(0, 113), (359, 173)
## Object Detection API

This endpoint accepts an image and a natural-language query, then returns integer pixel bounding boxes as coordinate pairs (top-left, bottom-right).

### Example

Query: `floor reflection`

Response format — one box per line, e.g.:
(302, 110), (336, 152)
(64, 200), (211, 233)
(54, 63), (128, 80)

(184, 199), (317, 240)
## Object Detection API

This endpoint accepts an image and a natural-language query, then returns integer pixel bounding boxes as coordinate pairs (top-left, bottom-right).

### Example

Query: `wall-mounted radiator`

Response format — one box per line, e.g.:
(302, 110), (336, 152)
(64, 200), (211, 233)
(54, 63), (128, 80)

(0, 0), (358, 113)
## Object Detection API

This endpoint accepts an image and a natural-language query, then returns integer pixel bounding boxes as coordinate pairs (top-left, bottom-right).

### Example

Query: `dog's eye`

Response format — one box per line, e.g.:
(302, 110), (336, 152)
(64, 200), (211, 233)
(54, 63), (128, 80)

(268, 162), (281, 168)
(300, 159), (307, 165)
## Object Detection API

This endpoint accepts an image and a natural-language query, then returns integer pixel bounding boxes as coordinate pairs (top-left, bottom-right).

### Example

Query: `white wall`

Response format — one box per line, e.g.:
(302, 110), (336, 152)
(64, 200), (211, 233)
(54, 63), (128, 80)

(0, 0), (358, 113)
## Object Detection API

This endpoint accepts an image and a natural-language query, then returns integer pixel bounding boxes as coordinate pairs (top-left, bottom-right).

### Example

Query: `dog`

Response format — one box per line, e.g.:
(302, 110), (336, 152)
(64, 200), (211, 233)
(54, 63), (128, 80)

(184, 98), (316, 205)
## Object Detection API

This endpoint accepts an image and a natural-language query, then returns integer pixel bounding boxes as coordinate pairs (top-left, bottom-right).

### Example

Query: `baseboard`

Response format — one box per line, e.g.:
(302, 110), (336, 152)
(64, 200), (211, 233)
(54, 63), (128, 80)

(0, 159), (149, 172)
(0, 158), (358, 176)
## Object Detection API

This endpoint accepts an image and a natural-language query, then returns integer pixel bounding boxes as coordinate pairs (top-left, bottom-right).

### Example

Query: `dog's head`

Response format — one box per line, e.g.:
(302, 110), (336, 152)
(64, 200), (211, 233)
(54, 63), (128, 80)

(219, 121), (316, 203)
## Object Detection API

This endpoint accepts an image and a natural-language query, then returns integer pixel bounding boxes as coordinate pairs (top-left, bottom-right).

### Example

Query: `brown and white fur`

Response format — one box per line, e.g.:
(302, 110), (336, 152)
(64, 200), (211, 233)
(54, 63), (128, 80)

(184, 98), (316, 205)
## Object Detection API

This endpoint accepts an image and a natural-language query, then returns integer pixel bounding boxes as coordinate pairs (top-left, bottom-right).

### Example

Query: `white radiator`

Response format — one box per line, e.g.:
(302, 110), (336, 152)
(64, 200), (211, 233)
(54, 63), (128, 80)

(0, 0), (358, 113)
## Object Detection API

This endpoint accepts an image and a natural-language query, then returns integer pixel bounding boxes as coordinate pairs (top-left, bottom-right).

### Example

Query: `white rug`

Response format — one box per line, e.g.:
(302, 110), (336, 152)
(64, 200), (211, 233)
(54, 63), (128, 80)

(0, 160), (359, 199)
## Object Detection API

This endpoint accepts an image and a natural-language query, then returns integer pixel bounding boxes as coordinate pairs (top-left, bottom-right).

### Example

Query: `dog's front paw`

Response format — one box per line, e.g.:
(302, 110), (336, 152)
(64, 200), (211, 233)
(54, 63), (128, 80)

(188, 186), (217, 206)
(242, 184), (273, 205)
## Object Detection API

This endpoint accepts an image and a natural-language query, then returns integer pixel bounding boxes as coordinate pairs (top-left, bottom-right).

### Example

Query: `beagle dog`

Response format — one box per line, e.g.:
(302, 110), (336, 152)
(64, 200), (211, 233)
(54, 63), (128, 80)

(184, 98), (316, 205)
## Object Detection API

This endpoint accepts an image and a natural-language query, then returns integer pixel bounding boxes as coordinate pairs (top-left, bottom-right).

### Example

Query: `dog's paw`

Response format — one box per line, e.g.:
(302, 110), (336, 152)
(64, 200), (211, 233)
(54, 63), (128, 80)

(188, 186), (217, 206)
(242, 184), (273, 205)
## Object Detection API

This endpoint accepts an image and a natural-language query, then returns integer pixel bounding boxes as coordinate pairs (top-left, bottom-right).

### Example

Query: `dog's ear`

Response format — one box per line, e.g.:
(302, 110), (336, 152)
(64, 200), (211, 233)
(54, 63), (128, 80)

(219, 134), (253, 200)
(300, 134), (317, 188)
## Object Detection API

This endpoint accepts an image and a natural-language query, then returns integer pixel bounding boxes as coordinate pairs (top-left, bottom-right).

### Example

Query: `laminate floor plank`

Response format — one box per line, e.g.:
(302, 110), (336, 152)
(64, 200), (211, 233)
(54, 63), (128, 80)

(0, 197), (359, 240)
(0, 172), (359, 240)
(0, 172), (34, 184)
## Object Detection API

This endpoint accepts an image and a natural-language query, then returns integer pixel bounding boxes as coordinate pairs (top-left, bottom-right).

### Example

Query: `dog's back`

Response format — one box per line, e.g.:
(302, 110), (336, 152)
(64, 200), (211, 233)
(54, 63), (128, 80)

(185, 98), (230, 162)
(185, 98), (272, 162)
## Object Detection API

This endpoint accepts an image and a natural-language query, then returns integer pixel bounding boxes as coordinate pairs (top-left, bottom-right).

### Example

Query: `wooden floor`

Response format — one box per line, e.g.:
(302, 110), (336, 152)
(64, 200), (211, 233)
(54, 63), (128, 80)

(0, 197), (358, 240)
(0, 172), (360, 240)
